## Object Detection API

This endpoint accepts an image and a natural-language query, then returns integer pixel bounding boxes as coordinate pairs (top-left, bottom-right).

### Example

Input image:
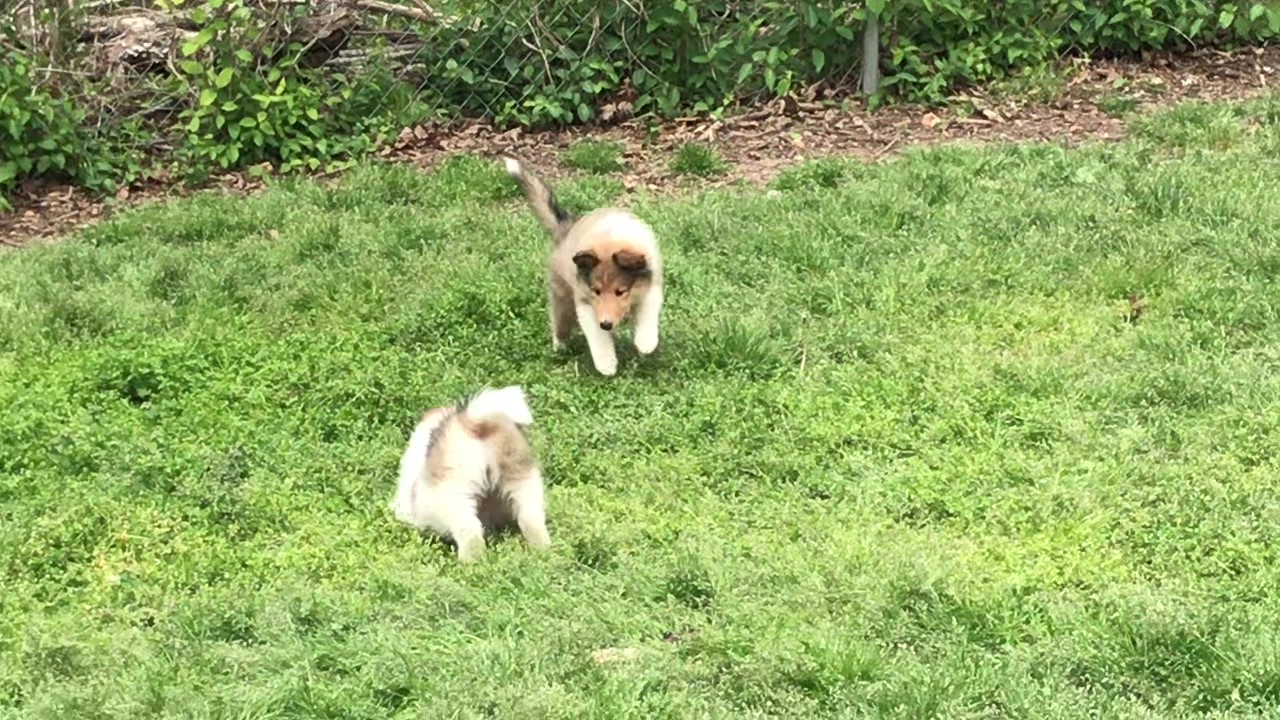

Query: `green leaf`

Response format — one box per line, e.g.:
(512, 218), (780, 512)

(1219, 7), (1236, 28)
(235, 49), (253, 63)
(214, 67), (233, 88)
(181, 28), (213, 56)
(0, 162), (17, 185)
(179, 60), (202, 75)
(866, 0), (886, 15)
(199, 88), (217, 106)
(737, 62), (754, 84)
(812, 48), (826, 73)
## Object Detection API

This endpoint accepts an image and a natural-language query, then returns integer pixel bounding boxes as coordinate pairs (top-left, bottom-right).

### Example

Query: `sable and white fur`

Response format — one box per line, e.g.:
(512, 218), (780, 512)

(390, 385), (551, 562)
(502, 155), (664, 377)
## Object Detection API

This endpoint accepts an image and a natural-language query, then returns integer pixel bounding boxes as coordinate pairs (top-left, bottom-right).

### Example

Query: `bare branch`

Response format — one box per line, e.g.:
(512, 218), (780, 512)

(344, 0), (444, 25)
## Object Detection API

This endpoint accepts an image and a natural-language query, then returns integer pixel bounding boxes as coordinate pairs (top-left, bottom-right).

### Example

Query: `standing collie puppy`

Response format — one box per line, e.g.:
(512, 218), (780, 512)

(502, 155), (664, 377)
(389, 386), (551, 562)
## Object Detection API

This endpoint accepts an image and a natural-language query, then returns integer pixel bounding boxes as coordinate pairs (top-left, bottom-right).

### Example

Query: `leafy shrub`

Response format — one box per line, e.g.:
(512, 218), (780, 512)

(170, 0), (403, 183)
(412, 0), (1280, 123)
(0, 43), (142, 208)
(0, 46), (78, 209)
(881, 0), (1280, 101)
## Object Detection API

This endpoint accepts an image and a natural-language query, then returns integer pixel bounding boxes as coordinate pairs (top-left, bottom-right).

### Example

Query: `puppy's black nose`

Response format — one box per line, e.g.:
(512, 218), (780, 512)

(599, 321), (614, 331)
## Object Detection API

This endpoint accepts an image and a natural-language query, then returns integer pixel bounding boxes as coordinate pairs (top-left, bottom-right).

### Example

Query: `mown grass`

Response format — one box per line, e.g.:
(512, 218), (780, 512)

(4, 95), (1280, 718)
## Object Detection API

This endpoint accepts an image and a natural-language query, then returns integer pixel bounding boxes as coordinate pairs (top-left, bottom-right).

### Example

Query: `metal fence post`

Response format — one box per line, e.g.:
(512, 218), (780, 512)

(860, 8), (881, 96)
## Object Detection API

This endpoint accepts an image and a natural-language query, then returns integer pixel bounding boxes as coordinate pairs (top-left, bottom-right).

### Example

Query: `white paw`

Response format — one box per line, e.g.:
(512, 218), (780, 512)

(552, 337), (566, 352)
(593, 356), (618, 376)
(456, 535), (486, 563)
(524, 526), (552, 550)
(634, 327), (659, 355)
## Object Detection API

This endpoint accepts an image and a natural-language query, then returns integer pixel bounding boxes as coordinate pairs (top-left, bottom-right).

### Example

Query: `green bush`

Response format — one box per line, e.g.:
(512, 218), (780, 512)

(0, 44), (141, 209)
(169, 0), (406, 183)
(416, 0), (1280, 122)
(881, 0), (1280, 101)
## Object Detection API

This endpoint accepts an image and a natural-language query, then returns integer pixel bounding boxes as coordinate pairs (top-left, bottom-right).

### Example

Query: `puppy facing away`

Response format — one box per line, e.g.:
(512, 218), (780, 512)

(502, 155), (664, 377)
(389, 386), (551, 562)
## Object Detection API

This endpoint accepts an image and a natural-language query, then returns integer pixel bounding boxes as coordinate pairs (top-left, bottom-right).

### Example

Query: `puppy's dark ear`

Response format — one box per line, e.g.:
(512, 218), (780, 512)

(572, 251), (599, 272)
(613, 250), (648, 273)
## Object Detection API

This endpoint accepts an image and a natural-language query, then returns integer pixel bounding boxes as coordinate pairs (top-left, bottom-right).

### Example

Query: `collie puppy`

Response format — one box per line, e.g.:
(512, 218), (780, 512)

(389, 385), (551, 562)
(502, 155), (664, 377)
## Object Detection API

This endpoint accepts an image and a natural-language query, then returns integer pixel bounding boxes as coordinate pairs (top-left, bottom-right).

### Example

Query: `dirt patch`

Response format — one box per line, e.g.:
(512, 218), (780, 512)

(3, 45), (1277, 249)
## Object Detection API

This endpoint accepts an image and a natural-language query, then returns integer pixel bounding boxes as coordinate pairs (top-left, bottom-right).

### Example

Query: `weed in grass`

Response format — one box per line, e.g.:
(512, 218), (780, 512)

(4, 97), (1280, 717)
(1129, 99), (1248, 151)
(669, 142), (727, 177)
(1097, 92), (1139, 117)
(565, 139), (626, 174)
(771, 157), (852, 191)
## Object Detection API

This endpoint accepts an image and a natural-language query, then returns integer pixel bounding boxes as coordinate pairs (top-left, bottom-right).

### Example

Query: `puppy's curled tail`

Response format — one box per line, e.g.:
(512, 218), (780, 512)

(502, 156), (572, 240)
(460, 385), (534, 439)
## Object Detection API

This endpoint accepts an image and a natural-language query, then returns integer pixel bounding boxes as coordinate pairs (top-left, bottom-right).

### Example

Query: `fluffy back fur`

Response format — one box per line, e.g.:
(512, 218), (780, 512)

(390, 385), (551, 562)
(456, 385), (534, 438)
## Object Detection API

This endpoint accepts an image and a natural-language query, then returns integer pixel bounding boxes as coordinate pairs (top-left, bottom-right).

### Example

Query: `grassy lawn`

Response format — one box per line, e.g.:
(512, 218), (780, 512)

(4, 96), (1280, 718)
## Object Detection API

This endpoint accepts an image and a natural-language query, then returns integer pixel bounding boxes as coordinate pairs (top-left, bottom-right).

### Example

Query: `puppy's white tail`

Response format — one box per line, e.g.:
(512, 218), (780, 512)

(463, 385), (534, 429)
(502, 155), (573, 241)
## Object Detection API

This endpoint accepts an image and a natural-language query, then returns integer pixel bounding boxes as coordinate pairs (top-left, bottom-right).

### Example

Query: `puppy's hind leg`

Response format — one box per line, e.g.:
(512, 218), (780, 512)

(504, 470), (551, 551)
(548, 283), (575, 352)
(440, 490), (487, 562)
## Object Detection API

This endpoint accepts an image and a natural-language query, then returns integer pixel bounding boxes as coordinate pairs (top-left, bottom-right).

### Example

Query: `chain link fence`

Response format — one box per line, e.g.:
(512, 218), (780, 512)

(12, 0), (875, 132)
(5, 0), (1276, 197)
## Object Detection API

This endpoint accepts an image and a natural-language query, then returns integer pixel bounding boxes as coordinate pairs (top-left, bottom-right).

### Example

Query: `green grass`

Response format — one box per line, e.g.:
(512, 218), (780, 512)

(670, 142), (728, 177)
(565, 139), (626, 174)
(4, 95), (1280, 718)
(1097, 92), (1140, 118)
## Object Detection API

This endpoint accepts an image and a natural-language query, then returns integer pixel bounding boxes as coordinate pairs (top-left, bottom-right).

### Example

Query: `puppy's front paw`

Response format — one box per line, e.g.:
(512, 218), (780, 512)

(634, 327), (659, 355)
(593, 357), (618, 376)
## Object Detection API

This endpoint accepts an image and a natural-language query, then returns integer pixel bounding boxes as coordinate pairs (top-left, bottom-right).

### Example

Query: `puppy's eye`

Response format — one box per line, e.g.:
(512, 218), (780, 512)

(615, 288), (627, 297)
(593, 288), (602, 296)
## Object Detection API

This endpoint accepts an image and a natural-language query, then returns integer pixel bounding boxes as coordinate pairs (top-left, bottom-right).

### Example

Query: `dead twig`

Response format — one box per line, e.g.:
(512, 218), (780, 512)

(871, 137), (898, 159)
(345, 0), (443, 24)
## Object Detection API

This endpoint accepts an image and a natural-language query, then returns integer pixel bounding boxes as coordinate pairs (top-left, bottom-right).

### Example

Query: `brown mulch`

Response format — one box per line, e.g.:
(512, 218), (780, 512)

(2, 45), (1277, 250)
